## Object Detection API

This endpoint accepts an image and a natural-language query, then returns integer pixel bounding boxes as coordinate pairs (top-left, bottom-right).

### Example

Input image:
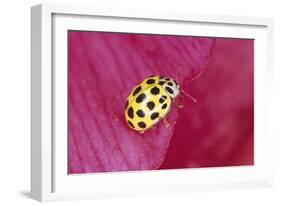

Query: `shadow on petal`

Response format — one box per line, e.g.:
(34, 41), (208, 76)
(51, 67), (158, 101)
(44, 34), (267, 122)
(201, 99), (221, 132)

(160, 38), (254, 170)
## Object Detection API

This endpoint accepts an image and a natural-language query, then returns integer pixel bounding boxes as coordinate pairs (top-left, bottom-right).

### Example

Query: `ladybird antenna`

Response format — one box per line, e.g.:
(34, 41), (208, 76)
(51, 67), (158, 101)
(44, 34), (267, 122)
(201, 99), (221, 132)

(180, 89), (197, 103)
(183, 69), (205, 87)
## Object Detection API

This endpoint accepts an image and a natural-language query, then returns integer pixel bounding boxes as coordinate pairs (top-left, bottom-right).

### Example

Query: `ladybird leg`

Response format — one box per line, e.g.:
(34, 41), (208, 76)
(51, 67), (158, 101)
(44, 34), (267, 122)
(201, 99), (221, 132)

(175, 95), (184, 108)
(180, 89), (197, 103)
(162, 118), (170, 128)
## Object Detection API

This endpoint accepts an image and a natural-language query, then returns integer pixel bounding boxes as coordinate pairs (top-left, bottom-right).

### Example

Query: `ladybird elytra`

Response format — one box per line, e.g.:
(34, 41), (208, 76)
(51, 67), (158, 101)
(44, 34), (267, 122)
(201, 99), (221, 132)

(125, 75), (181, 132)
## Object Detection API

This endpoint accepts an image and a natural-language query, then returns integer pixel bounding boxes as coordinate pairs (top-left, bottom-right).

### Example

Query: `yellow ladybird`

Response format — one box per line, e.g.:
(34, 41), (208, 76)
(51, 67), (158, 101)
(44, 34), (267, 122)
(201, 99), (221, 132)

(125, 75), (185, 132)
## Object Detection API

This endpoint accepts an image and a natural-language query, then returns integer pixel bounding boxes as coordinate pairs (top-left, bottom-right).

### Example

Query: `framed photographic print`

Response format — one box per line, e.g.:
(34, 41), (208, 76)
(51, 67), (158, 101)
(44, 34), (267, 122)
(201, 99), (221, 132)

(31, 3), (274, 201)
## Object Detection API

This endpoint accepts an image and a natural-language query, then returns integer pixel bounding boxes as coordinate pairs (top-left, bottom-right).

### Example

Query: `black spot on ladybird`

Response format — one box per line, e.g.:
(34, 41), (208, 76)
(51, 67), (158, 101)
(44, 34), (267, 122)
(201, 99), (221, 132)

(136, 93), (146, 103)
(150, 112), (159, 120)
(165, 78), (170, 81)
(133, 86), (142, 96)
(165, 87), (174, 94)
(138, 121), (147, 128)
(127, 107), (134, 119)
(162, 95), (167, 99)
(136, 110), (145, 118)
(159, 81), (165, 86)
(146, 101), (155, 110)
(146, 79), (155, 84)
(167, 82), (173, 86)
(162, 103), (168, 109)
(159, 97), (165, 104)
(151, 86), (160, 95)
(128, 120), (135, 128)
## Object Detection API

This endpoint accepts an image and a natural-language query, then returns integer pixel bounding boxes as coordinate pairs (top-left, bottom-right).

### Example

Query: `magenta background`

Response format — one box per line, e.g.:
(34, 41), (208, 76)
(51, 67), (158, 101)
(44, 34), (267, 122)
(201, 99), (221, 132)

(68, 31), (253, 174)
(160, 38), (254, 169)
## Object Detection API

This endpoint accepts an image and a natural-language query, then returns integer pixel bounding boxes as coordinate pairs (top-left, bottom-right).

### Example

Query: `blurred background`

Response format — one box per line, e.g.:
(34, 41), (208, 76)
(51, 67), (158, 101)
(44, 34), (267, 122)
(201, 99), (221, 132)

(160, 39), (254, 169)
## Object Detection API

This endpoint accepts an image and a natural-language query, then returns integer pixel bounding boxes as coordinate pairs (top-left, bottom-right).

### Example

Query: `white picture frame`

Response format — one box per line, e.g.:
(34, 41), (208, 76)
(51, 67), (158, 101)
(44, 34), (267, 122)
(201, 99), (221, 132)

(31, 3), (274, 202)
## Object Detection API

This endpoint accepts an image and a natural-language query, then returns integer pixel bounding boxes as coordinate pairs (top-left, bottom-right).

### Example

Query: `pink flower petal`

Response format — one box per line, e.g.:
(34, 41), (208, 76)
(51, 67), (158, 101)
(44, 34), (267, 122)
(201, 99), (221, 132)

(160, 38), (254, 169)
(68, 31), (215, 174)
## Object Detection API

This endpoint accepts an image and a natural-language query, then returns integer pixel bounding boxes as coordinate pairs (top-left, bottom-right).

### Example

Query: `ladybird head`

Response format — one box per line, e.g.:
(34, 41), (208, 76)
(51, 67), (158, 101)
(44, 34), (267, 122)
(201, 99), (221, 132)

(161, 78), (180, 99)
